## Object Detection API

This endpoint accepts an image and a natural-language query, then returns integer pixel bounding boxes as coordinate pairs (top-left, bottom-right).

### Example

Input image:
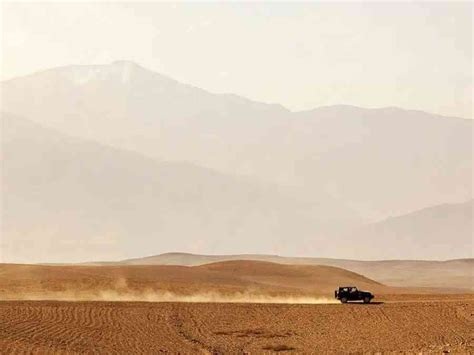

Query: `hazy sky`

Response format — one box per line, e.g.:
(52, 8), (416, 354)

(1, 1), (472, 118)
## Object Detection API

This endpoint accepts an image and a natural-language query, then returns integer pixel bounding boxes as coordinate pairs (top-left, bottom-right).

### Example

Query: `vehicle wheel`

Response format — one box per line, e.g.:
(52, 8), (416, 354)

(341, 297), (348, 303)
(363, 297), (371, 304)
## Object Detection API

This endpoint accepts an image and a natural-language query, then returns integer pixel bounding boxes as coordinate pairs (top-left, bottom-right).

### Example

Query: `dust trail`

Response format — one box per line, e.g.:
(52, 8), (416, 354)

(0, 289), (339, 304)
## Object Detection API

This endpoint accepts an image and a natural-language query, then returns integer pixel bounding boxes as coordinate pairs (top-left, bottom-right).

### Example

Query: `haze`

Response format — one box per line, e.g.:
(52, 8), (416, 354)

(1, 1), (472, 118)
(0, 2), (472, 263)
(1, 4), (473, 354)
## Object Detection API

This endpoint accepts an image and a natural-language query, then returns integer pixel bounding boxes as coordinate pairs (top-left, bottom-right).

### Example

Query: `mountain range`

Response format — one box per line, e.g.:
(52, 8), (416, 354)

(2, 61), (471, 220)
(2, 113), (359, 263)
(1, 61), (472, 262)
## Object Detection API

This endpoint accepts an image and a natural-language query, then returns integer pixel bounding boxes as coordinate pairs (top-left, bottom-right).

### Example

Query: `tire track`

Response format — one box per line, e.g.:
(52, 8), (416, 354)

(167, 304), (218, 354)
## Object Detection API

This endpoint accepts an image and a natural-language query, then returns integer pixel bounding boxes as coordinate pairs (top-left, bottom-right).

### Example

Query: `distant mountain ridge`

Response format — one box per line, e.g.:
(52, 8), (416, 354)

(1, 62), (472, 263)
(336, 199), (473, 260)
(1, 112), (358, 263)
(2, 61), (472, 221)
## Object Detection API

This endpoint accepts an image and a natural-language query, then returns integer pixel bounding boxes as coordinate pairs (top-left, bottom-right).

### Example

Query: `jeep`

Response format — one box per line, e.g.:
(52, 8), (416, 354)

(335, 286), (374, 303)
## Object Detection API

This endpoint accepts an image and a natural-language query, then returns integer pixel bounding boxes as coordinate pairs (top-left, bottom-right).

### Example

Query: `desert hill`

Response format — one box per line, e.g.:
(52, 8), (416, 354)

(118, 253), (474, 290)
(0, 260), (386, 301)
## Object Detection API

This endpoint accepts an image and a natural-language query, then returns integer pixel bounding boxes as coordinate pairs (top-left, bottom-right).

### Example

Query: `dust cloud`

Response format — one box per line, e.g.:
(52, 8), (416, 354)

(1, 290), (339, 304)
(1, 277), (339, 304)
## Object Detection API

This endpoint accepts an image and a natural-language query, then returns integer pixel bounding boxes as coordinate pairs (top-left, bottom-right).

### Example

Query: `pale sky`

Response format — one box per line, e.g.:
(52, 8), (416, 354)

(1, 1), (472, 118)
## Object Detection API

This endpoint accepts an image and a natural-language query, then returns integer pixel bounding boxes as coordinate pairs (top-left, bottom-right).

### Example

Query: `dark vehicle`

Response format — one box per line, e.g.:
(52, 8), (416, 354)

(335, 286), (374, 303)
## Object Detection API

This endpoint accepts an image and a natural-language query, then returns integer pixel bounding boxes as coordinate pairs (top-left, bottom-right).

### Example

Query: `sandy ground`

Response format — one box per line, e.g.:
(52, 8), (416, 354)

(0, 298), (472, 354)
(1, 261), (472, 353)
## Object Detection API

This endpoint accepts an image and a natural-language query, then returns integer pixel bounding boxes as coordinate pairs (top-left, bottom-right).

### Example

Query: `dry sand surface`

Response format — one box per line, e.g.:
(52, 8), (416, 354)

(0, 299), (472, 354)
(1, 261), (472, 353)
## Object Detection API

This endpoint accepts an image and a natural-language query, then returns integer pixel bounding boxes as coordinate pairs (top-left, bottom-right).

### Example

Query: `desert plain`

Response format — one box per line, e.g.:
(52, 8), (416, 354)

(0, 259), (472, 354)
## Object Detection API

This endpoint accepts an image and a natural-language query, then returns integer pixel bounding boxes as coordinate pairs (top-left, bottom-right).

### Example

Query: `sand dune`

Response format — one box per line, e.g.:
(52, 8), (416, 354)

(1, 260), (465, 305)
(118, 252), (474, 291)
(0, 260), (389, 302)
